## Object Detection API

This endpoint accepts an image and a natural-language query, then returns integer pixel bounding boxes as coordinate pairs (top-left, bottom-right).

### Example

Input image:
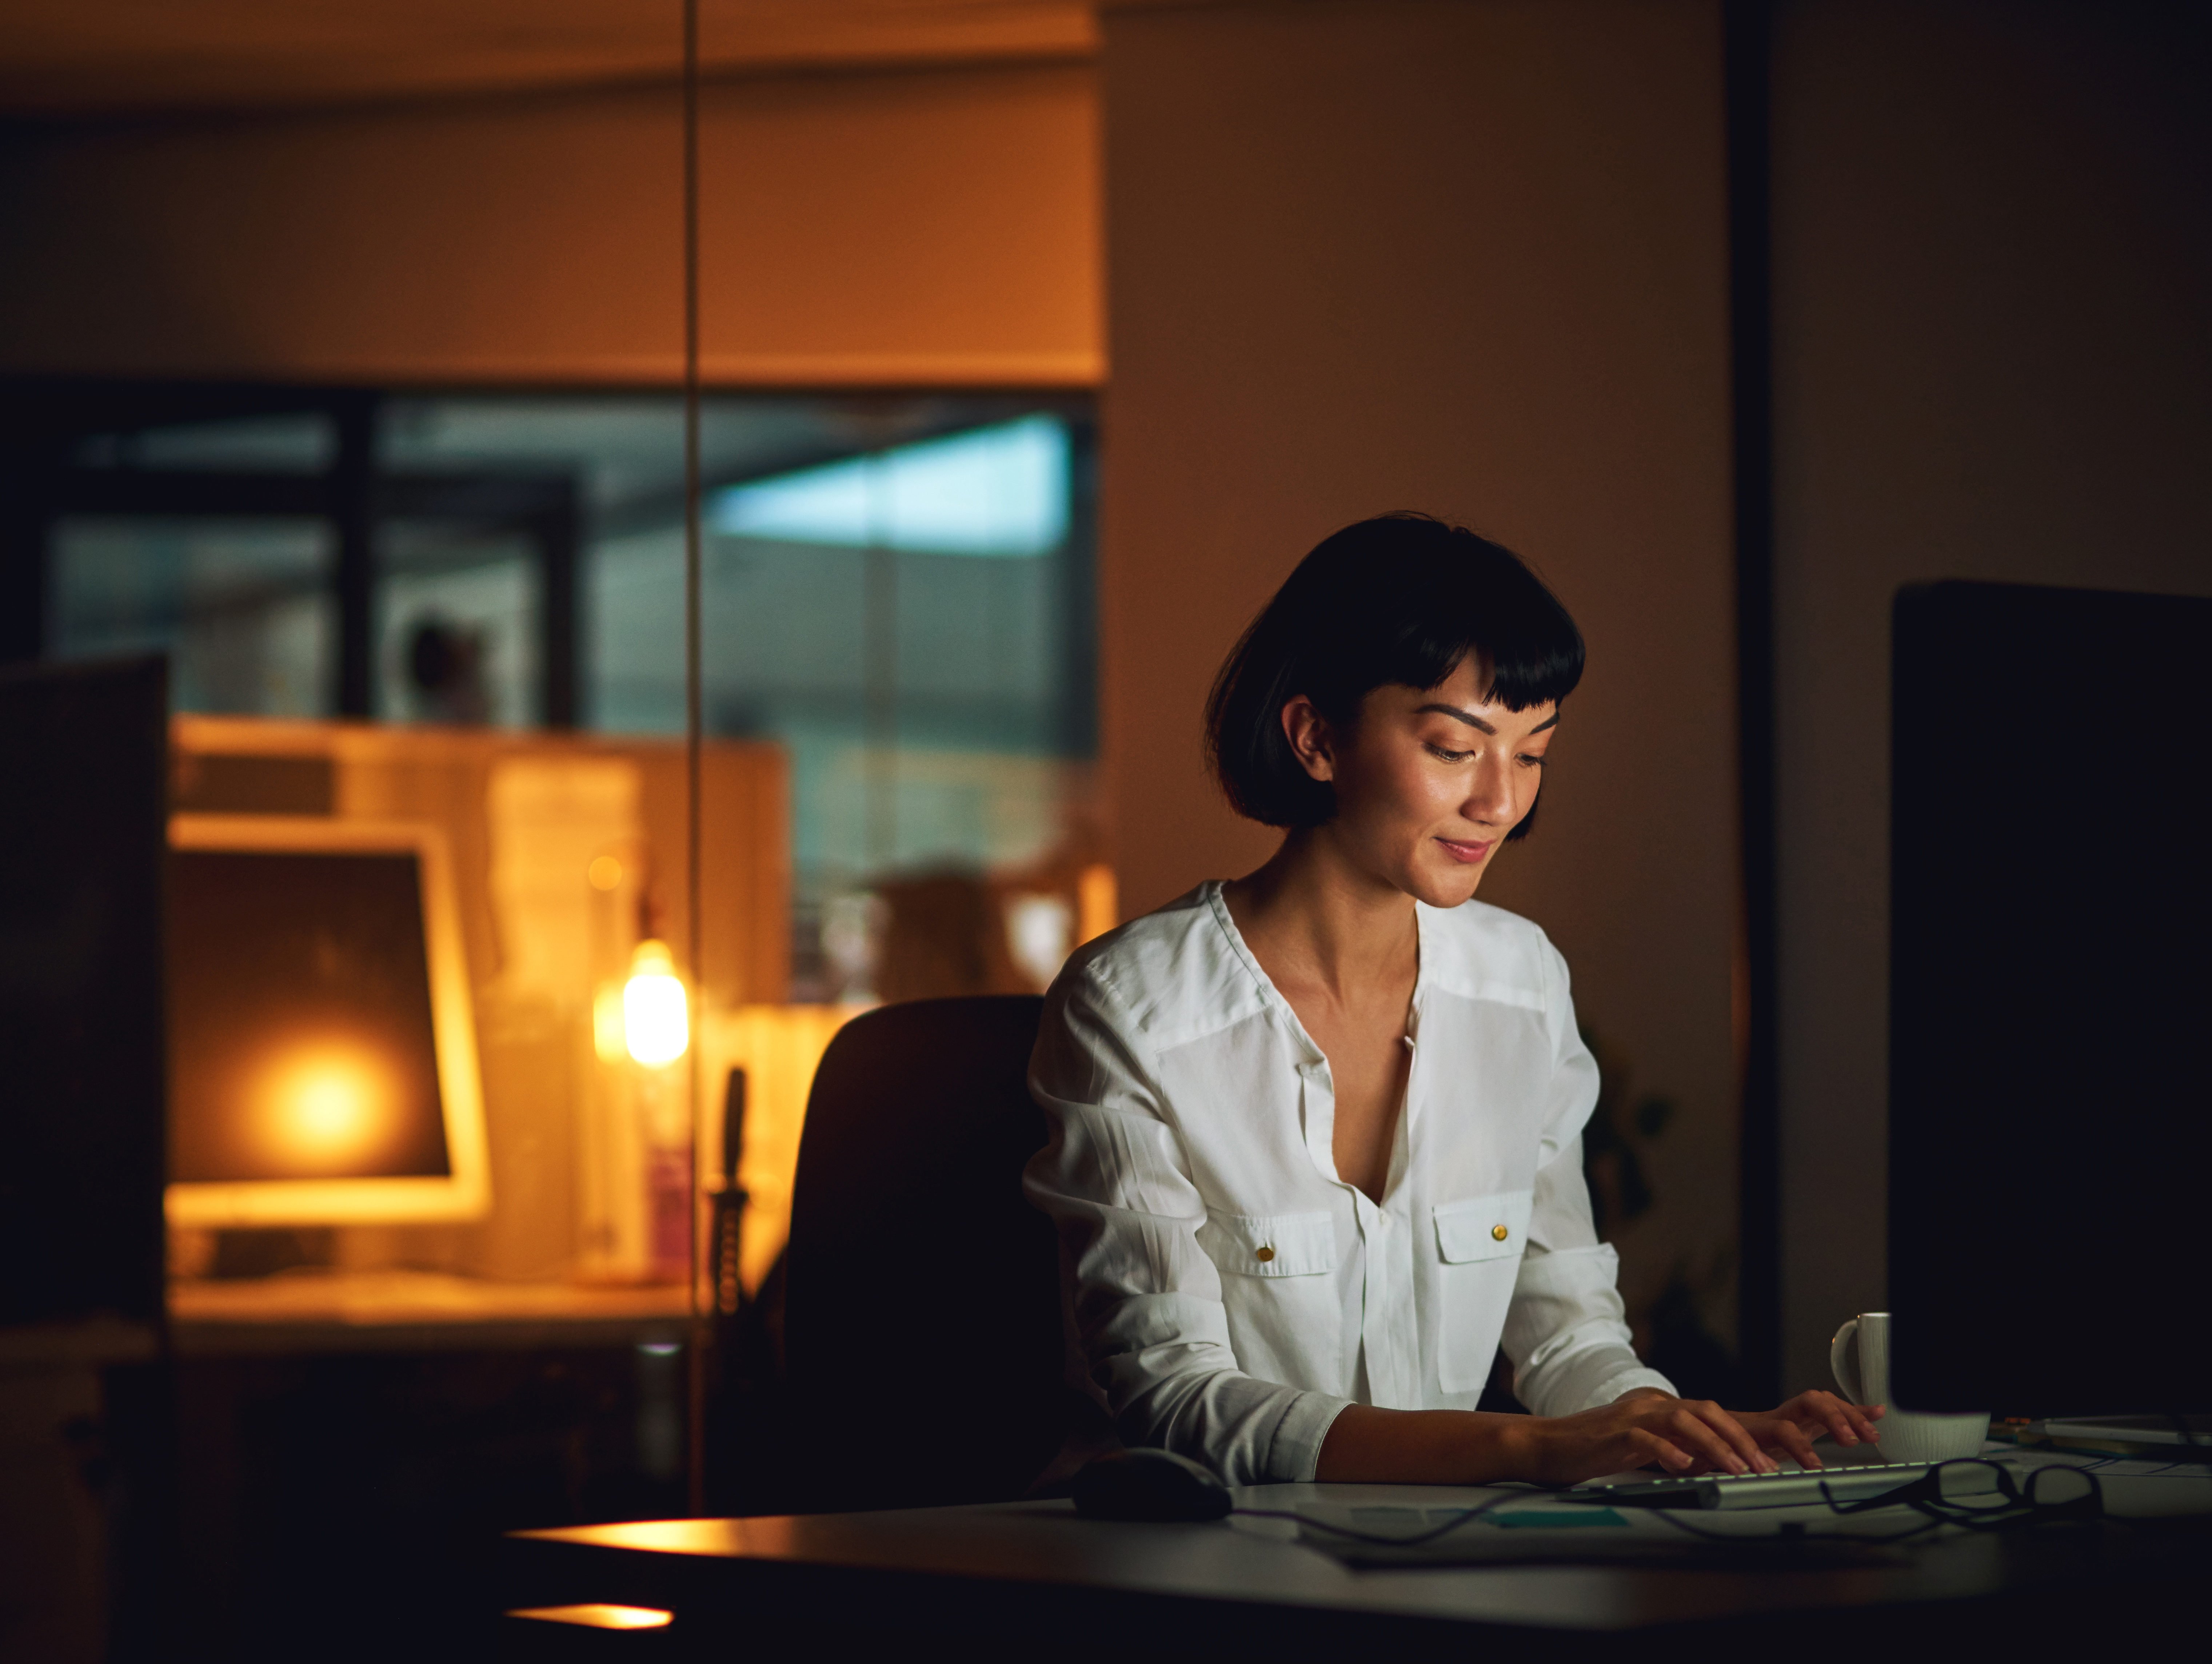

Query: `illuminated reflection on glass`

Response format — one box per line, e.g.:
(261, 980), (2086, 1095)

(247, 1036), (400, 1173)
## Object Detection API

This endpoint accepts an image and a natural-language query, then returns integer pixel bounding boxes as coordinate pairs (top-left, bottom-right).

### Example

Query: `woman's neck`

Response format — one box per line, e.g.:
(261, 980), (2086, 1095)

(1222, 827), (1417, 1001)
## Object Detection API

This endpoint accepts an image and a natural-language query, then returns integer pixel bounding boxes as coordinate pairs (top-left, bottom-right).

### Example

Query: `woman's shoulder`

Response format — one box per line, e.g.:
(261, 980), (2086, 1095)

(1047, 881), (1265, 1048)
(1417, 896), (1570, 1006)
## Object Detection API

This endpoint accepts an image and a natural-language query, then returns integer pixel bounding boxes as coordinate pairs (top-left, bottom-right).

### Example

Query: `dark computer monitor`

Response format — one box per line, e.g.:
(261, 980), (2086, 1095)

(0, 656), (169, 1330)
(1890, 581), (2211, 1416)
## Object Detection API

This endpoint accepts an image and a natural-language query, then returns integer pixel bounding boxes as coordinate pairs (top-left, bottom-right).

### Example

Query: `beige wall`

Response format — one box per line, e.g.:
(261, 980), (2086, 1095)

(0, 59), (1101, 385)
(1101, 0), (1741, 1347)
(1770, 1), (2212, 1392)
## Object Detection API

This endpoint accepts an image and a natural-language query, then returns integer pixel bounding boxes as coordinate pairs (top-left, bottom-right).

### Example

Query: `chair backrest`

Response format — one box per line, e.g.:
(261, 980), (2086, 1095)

(780, 994), (1062, 1512)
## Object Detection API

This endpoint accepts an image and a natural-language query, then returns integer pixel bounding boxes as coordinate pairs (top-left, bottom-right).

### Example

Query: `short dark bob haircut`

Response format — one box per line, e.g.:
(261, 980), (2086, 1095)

(1205, 513), (1584, 835)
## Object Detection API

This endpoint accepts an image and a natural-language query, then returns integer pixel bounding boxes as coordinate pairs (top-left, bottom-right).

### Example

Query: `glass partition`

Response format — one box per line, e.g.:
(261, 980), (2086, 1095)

(43, 384), (1098, 1309)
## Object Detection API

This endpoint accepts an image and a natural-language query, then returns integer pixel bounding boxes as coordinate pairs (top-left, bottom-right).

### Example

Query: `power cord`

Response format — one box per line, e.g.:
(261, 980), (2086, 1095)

(1230, 1489), (1527, 1547)
(1235, 1458), (2108, 1554)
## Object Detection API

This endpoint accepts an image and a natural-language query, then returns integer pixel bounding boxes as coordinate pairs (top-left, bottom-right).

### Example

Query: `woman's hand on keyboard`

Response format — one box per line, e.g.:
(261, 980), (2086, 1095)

(1513, 1390), (1779, 1482)
(1728, 1392), (1886, 1468)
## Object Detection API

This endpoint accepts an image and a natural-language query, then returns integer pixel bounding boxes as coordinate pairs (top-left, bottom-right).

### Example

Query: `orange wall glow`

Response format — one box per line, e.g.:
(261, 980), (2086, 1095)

(0, 61), (1101, 385)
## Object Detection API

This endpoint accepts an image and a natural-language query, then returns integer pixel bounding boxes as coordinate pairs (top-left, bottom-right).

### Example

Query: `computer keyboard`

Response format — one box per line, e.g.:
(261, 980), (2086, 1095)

(1562, 1460), (1945, 1511)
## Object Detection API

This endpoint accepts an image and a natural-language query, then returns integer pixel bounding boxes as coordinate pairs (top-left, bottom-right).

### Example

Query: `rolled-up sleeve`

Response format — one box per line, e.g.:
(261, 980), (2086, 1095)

(1023, 969), (1353, 1484)
(1502, 942), (1676, 1416)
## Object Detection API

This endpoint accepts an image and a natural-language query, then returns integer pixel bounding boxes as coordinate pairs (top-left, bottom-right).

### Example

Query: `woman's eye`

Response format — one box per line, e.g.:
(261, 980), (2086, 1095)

(1516, 753), (1547, 769)
(1426, 744), (1472, 763)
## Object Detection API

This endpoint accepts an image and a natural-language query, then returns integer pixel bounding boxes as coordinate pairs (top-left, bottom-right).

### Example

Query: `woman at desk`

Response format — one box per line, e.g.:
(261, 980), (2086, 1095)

(1026, 514), (1881, 1487)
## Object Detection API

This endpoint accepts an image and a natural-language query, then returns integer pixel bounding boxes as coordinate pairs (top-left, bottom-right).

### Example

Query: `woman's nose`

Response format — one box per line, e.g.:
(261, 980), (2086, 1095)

(1462, 752), (1518, 825)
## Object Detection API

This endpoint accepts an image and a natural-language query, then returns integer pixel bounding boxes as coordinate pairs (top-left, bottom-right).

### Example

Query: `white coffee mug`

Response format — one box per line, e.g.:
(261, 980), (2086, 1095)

(1830, 1312), (1990, 1463)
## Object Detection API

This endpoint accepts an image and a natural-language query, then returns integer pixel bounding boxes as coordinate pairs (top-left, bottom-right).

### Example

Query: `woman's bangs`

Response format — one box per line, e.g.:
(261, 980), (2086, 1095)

(1389, 584), (1584, 713)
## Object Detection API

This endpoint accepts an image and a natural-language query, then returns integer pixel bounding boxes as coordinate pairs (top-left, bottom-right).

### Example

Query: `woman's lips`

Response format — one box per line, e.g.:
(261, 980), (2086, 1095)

(1436, 837), (1493, 865)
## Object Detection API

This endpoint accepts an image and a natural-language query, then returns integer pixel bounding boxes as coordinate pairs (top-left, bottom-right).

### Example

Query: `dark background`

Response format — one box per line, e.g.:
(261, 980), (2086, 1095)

(0, 656), (167, 1329)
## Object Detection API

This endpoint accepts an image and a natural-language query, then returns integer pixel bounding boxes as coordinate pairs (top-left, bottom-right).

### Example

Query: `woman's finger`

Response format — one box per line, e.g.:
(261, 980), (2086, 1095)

(1687, 1399), (1773, 1473)
(1765, 1417), (1822, 1469)
(1802, 1392), (1856, 1446)
(1831, 1389), (1884, 1442)
(1782, 1390), (1856, 1447)
(1665, 1405), (1751, 1474)
(1634, 1428), (1696, 1473)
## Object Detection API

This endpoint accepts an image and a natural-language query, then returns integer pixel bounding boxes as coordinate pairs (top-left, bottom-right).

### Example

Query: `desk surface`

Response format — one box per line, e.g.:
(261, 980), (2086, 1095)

(510, 1468), (2212, 1649)
(171, 1270), (693, 1355)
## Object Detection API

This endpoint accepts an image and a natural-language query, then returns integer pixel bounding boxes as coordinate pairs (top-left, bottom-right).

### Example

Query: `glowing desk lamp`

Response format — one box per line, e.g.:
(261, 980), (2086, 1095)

(164, 815), (490, 1228)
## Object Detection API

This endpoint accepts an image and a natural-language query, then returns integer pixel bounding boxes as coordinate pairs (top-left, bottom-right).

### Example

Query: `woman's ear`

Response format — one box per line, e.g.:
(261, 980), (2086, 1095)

(1280, 695), (1335, 783)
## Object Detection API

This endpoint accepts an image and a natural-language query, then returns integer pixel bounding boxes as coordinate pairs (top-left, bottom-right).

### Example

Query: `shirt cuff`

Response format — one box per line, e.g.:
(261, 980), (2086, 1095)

(1584, 1365), (1678, 1411)
(1266, 1391), (1357, 1483)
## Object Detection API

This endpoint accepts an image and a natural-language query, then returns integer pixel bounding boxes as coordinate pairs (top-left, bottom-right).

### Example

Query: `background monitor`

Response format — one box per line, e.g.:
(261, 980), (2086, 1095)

(166, 815), (490, 1228)
(1890, 580), (2210, 1416)
(0, 656), (168, 1329)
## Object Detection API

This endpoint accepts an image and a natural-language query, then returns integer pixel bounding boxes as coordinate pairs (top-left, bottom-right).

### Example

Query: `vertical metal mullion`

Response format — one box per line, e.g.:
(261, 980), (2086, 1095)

(539, 478), (581, 729)
(680, 0), (709, 1519)
(1725, 0), (1781, 1410)
(863, 482), (898, 871)
(332, 394), (379, 719)
(1058, 413), (1100, 761)
(0, 445), (53, 666)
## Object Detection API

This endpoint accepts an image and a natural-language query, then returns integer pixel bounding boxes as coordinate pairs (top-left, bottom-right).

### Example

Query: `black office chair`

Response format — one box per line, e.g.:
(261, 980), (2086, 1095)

(775, 994), (1070, 1513)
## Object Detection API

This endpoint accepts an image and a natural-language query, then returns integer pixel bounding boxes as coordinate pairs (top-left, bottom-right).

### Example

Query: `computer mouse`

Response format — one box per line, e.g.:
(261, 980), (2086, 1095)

(1070, 1447), (1233, 1522)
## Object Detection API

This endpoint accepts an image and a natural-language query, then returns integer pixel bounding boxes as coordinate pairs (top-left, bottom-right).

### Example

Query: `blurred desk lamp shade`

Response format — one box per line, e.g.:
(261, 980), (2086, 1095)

(165, 815), (490, 1227)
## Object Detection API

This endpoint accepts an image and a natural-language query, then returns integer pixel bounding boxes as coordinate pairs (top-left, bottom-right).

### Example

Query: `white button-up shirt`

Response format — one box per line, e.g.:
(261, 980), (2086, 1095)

(1024, 881), (1673, 1485)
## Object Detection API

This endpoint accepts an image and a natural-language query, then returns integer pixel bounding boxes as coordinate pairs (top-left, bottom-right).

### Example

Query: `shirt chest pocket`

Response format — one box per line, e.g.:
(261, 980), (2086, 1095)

(1432, 1190), (1534, 1265)
(1431, 1190), (1534, 1394)
(1203, 1209), (1338, 1278)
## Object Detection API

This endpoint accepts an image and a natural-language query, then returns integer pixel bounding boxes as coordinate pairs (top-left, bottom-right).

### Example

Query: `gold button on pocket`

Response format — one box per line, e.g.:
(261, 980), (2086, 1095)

(1207, 1209), (1335, 1278)
(1491, 1224), (1509, 1242)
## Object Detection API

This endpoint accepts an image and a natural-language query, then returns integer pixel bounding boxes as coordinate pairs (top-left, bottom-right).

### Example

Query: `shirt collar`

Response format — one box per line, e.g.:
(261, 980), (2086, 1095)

(1201, 878), (1431, 1028)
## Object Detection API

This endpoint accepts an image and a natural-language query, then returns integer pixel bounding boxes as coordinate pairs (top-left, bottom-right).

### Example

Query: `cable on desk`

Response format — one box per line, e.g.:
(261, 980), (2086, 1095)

(1646, 1508), (1951, 1549)
(1231, 1490), (1527, 1547)
(2074, 1456), (2189, 1476)
(1243, 1460), (2112, 1553)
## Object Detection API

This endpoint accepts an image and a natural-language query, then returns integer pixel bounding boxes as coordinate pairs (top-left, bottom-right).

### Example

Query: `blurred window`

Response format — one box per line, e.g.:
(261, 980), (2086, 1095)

(375, 523), (543, 728)
(73, 411), (335, 474)
(38, 389), (1097, 996)
(713, 415), (1069, 555)
(48, 516), (334, 716)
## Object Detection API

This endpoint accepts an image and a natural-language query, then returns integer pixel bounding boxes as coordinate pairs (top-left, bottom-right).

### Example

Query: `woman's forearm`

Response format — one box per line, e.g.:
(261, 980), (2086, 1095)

(1313, 1404), (1534, 1484)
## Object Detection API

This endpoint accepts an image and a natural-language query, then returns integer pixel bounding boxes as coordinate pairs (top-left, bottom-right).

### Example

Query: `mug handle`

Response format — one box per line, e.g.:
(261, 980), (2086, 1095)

(1830, 1317), (1862, 1404)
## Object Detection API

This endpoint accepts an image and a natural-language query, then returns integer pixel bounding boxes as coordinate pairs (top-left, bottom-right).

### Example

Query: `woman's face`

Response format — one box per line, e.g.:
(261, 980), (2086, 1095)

(1284, 654), (1557, 907)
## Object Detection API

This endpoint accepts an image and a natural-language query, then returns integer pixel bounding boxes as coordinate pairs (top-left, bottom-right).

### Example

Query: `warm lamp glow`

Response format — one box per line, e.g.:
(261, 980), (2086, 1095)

(292, 1070), (368, 1145)
(1077, 863), (1118, 945)
(248, 1037), (397, 1170)
(623, 940), (689, 1066)
(592, 982), (628, 1064)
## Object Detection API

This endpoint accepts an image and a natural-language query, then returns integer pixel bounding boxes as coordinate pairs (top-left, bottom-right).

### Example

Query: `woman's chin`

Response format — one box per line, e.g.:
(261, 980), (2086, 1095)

(1405, 861), (1488, 909)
